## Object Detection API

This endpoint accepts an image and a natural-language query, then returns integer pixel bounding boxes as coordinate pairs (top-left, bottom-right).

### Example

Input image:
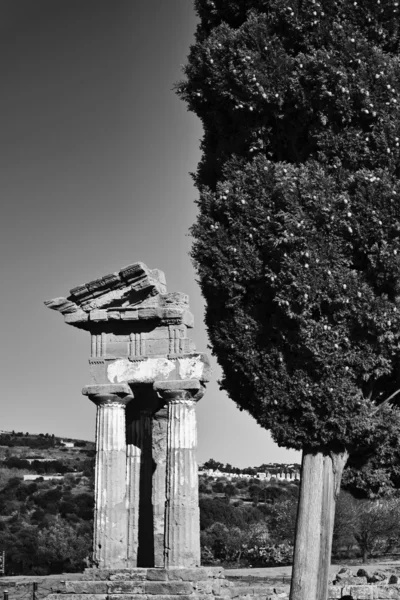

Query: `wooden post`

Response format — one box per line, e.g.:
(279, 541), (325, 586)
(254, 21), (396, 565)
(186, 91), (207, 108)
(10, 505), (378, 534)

(289, 450), (348, 600)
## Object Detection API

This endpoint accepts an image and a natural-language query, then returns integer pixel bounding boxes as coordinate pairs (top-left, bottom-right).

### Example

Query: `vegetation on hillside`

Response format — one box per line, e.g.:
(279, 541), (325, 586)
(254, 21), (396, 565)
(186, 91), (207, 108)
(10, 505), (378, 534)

(0, 432), (95, 575)
(198, 473), (400, 567)
(2, 433), (400, 575)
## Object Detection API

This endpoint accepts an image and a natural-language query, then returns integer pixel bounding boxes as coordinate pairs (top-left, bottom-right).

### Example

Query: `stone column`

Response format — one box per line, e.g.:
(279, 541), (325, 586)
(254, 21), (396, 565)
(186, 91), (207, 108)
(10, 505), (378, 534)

(126, 414), (141, 567)
(154, 379), (204, 567)
(152, 406), (168, 567)
(83, 383), (133, 569)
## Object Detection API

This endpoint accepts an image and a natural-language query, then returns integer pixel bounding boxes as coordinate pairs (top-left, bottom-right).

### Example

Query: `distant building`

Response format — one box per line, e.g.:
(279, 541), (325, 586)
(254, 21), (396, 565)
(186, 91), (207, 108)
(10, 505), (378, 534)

(199, 466), (301, 482)
(60, 440), (75, 448)
(23, 474), (64, 481)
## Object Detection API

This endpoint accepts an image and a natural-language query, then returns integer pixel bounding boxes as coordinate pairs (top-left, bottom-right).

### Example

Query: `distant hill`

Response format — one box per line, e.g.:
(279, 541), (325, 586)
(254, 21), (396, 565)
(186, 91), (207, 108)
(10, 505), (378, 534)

(0, 431), (95, 479)
(0, 431), (95, 576)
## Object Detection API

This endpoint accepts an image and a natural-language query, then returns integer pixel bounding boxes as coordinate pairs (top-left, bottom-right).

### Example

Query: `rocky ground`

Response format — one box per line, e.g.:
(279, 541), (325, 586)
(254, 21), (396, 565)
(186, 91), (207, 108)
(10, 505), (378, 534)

(225, 561), (400, 599)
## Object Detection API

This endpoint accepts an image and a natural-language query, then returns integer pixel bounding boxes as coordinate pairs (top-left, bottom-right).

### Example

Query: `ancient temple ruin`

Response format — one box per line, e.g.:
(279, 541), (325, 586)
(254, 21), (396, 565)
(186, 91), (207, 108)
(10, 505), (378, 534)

(45, 262), (210, 570)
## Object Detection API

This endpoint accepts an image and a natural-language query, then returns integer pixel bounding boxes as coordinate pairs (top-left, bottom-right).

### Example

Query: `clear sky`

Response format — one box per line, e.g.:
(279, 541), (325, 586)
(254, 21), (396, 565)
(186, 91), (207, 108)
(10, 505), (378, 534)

(0, 0), (300, 468)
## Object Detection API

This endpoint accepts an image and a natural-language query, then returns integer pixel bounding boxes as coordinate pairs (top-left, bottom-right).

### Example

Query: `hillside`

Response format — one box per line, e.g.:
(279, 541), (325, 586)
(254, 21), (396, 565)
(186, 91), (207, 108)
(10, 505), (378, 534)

(0, 431), (95, 479)
(1, 436), (399, 574)
(0, 431), (95, 575)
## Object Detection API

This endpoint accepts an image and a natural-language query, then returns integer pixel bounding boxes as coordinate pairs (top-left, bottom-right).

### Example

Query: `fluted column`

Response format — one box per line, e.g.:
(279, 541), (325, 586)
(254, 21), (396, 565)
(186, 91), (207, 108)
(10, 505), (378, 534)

(154, 379), (204, 567)
(152, 406), (168, 566)
(83, 383), (133, 569)
(126, 415), (141, 567)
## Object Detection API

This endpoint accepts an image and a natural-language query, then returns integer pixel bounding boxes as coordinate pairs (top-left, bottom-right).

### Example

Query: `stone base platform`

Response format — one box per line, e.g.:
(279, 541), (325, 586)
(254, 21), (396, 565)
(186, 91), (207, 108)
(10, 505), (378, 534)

(45, 568), (234, 600)
(3, 570), (400, 600)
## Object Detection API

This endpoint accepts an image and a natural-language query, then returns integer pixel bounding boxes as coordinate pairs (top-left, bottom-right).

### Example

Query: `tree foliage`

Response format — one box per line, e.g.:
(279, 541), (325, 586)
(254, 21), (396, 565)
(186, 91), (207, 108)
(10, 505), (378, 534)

(177, 0), (400, 454)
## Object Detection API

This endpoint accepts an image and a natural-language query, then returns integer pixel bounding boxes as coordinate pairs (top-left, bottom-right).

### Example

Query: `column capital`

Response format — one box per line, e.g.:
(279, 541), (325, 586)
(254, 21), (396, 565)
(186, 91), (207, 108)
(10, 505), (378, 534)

(154, 379), (204, 403)
(82, 383), (133, 407)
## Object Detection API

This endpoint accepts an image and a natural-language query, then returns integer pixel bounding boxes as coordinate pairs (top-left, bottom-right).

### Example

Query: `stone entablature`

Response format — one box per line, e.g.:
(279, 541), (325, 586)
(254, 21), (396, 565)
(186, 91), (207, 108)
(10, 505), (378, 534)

(45, 262), (210, 571)
(45, 263), (190, 329)
(46, 262), (211, 388)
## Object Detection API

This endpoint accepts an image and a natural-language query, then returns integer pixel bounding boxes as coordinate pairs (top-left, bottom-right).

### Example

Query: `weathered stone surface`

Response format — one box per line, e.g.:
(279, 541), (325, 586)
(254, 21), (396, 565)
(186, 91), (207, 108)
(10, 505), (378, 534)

(146, 569), (168, 582)
(212, 580), (233, 596)
(45, 263), (170, 328)
(108, 358), (175, 385)
(154, 379), (201, 394)
(146, 596), (204, 600)
(106, 596), (147, 600)
(144, 582), (194, 595)
(83, 383), (133, 399)
(65, 582), (108, 594)
(102, 355), (211, 386)
(168, 569), (211, 582)
(333, 576), (368, 585)
(64, 310), (89, 325)
(341, 585), (374, 599)
(107, 582), (145, 594)
(357, 568), (373, 579)
(44, 297), (80, 314)
(389, 574), (400, 584)
(46, 595), (107, 600)
(373, 586), (400, 599)
(139, 597), (196, 600)
(176, 356), (210, 382)
(370, 571), (388, 584)
(82, 569), (148, 581)
(229, 587), (251, 598)
(161, 293), (189, 307)
(152, 409), (168, 567)
(203, 568), (225, 579)
(194, 582), (212, 594)
(88, 388), (133, 568)
(109, 571), (148, 582)
(335, 568), (354, 581)
(0, 580), (72, 600)
(82, 570), (113, 581)
(160, 384), (202, 567)
(327, 587), (342, 599)
(90, 309), (109, 321)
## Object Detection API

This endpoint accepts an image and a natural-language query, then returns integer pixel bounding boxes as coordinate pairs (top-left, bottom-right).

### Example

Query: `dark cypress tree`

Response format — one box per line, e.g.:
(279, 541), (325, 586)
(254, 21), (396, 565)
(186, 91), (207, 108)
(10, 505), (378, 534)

(178, 2), (400, 598)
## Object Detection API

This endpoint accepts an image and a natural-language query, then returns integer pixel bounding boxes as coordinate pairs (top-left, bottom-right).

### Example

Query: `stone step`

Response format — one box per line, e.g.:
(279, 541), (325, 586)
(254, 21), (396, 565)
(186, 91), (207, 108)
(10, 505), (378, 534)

(47, 596), (230, 600)
(81, 568), (225, 582)
(50, 579), (233, 596)
(52, 569), (234, 596)
(228, 586), (288, 598)
(65, 582), (195, 595)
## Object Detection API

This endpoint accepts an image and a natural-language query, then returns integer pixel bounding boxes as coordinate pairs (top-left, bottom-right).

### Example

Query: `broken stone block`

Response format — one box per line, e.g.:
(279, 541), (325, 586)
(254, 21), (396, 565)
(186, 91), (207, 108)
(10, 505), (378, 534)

(369, 570), (388, 584)
(335, 567), (354, 580)
(357, 568), (373, 580)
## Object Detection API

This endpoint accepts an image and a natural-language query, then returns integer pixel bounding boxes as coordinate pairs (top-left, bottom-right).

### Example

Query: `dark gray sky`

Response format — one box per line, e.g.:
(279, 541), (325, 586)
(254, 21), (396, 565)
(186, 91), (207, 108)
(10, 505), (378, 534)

(0, 0), (300, 467)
